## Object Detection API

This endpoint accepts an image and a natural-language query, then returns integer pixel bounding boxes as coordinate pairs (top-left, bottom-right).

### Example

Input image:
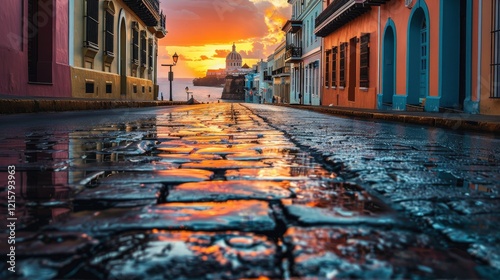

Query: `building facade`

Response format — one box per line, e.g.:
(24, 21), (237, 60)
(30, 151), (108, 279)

(256, 60), (271, 103)
(315, 0), (499, 115)
(71, 0), (166, 100)
(272, 41), (291, 103)
(0, 0), (165, 100)
(0, 0), (72, 98)
(264, 54), (274, 103)
(479, 0), (500, 115)
(283, 0), (322, 105)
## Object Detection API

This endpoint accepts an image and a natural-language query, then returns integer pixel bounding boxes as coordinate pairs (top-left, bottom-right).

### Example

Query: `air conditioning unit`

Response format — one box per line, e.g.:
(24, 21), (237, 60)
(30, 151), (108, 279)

(405, 0), (414, 9)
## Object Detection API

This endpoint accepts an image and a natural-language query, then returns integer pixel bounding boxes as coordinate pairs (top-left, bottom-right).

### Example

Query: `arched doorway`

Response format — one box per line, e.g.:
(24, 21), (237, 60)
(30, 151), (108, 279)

(382, 20), (396, 105)
(440, 0), (470, 110)
(407, 3), (429, 106)
(119, 17), (126, 96)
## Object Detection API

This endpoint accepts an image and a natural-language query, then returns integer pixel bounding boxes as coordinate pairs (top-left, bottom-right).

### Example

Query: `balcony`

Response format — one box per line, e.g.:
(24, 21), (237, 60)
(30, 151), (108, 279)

(149, 11), (167, 38)
(315, 0), (390, 37)
(123, 0), (160, 27)
(282, 20), (302, 33)
(285, 45), (302, 63)
(272, 66), (291, 77)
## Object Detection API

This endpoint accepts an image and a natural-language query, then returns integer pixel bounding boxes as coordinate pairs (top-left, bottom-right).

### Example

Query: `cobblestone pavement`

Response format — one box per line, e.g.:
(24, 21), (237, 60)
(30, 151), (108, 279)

(0, 103), (499, 279)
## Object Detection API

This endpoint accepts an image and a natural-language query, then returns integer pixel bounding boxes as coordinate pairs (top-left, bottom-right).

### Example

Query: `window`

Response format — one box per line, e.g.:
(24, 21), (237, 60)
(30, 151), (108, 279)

(106, 82), (112, 94)
(332, 46), (338, 87)
(85, 80), (95, 93)
(340, 43), (347, 87)
(325, 50), (330, 87)
(133, 84), (137, 93)
(28, 0), (54, 83)
(132, 22), (139, 65)
(315, 12), (318, 42)
(360, 33), (370, 88)
(491, 0), (500, 98)
(140, 31), (147, 68)
(309, 15), (314, 44)
(148, 39), (153, 71)
(104, 9), (114, 56)
(84, 0), (99, 50)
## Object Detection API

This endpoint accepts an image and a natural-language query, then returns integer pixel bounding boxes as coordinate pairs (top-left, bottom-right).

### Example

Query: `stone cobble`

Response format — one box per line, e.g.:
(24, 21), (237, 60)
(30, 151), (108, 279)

(0, 103), (498, 279)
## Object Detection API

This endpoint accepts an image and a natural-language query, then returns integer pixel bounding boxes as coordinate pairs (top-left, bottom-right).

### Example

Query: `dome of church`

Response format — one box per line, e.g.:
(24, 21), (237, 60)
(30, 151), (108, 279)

(227, 51), (242, 61)
(226, 43), (243, 73)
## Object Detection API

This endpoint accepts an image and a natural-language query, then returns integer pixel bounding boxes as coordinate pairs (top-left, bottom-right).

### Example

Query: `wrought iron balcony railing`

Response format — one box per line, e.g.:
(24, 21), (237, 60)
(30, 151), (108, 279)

(285, 45), (302, 62)
(123, 0), (160, 27)
(315, 0), (391, 36)
(272, 66), (291, 76)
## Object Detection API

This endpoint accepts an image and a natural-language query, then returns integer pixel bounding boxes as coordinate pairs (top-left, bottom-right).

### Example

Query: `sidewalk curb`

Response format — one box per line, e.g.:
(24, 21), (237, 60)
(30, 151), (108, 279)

(280, 104), (500, 134)
(0, 99), (187, 114)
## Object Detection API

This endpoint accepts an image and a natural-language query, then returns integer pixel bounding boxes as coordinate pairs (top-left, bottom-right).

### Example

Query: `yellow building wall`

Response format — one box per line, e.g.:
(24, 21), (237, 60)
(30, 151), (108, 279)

(71, 68), (154, 100)
(72, 0), (158, 100)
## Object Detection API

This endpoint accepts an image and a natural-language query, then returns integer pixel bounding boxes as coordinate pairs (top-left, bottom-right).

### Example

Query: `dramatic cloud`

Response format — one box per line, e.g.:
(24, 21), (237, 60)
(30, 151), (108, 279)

(160, 0), (269, 46)
(158, 0), (292, 78)
(213, 50), (230, 58)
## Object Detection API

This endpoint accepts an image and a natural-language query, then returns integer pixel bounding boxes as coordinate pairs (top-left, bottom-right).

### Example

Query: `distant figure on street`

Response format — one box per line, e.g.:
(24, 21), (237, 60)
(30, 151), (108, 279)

(272, 96), (276, 104)
(160, 92), (164, 101)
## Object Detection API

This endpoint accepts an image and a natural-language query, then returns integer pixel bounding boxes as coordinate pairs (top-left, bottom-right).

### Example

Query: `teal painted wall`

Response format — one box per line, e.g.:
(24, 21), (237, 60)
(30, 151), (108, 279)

(439, 0), (461, 108)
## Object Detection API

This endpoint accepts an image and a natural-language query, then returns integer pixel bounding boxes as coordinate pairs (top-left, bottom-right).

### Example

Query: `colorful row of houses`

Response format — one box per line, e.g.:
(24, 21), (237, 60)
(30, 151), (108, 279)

(246, 0), (500, 116)
(0, 0), (166, 100)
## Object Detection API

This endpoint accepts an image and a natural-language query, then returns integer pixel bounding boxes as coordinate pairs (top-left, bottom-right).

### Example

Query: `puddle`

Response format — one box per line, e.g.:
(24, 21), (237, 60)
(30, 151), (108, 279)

(167, 180), (292, 202)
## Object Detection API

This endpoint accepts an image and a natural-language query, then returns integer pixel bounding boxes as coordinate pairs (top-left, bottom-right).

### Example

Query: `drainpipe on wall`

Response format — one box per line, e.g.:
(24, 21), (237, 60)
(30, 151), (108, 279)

(378, 7), (381, 96)
(477, 0), (482, 103)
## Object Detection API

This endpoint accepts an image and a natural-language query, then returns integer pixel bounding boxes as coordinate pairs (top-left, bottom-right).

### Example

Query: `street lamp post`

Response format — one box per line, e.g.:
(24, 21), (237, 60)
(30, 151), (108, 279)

(161, 52), (179, 101)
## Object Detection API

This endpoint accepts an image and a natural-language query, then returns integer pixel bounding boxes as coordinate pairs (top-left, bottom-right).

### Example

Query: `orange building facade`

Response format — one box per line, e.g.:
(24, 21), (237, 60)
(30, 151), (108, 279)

(316, 0), (500, 115)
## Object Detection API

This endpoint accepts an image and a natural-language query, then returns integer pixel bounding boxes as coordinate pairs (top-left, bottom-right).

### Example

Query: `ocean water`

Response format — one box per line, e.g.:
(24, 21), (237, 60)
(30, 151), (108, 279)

(158, 78), (223, 102)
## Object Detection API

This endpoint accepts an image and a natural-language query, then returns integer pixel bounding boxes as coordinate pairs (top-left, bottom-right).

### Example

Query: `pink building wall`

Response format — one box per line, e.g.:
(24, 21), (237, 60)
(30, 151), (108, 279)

(0, 0), (71, 98)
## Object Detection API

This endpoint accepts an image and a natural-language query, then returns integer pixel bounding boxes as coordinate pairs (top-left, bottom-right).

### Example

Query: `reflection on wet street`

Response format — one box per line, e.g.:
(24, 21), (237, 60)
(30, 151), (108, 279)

(0, 103), (499, 279)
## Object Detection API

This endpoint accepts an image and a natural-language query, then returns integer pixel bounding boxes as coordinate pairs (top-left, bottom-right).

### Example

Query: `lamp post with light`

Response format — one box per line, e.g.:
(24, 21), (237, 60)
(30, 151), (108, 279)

(161, 52), (179, 101)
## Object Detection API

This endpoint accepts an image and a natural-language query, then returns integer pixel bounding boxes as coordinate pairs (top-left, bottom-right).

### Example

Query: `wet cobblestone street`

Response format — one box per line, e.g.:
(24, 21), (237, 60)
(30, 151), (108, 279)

(1, 103), (499, 279)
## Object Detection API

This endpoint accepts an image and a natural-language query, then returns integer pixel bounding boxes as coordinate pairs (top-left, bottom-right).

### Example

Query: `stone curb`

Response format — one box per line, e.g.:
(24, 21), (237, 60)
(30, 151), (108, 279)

(279, 104), (500, 133)
(0, 99), (187, 114)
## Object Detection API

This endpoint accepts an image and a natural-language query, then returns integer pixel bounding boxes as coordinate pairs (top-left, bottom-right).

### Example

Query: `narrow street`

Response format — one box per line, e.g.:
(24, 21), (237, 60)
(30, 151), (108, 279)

(1, 103), (499, 279)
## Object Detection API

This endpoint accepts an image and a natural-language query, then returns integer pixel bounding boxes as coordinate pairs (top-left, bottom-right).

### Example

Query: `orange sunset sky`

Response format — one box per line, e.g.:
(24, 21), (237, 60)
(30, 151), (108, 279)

(158, 0), (291, 78)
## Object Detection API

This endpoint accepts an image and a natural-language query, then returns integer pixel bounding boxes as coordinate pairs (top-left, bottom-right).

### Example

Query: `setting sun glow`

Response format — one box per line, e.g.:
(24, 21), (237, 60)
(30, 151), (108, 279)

(159, 0), (291, 78)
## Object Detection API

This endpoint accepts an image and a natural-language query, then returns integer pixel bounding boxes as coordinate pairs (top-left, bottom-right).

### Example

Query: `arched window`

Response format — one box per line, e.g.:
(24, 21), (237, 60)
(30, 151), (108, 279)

(104, 1), (115, 56)
(103, 1), (115, 71)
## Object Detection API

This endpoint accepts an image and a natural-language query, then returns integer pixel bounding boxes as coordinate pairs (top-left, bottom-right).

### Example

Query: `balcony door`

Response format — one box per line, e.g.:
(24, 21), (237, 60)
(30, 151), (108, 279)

(119, 18), (126, 96)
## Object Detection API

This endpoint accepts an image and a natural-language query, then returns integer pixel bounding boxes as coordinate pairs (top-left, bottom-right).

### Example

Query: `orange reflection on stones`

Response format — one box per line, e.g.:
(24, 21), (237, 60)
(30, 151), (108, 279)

(158, 153), (222, 163)
(169, 131), (203, 137)
(156, 147), (195, 154)
(168, 180), (292, 201)
(182, 160), (270, 170)
(195, 146), (263, 155)
(226, 152), (282, 161)
(100, 169), (214, 184)
(225, 167), (309, 181)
